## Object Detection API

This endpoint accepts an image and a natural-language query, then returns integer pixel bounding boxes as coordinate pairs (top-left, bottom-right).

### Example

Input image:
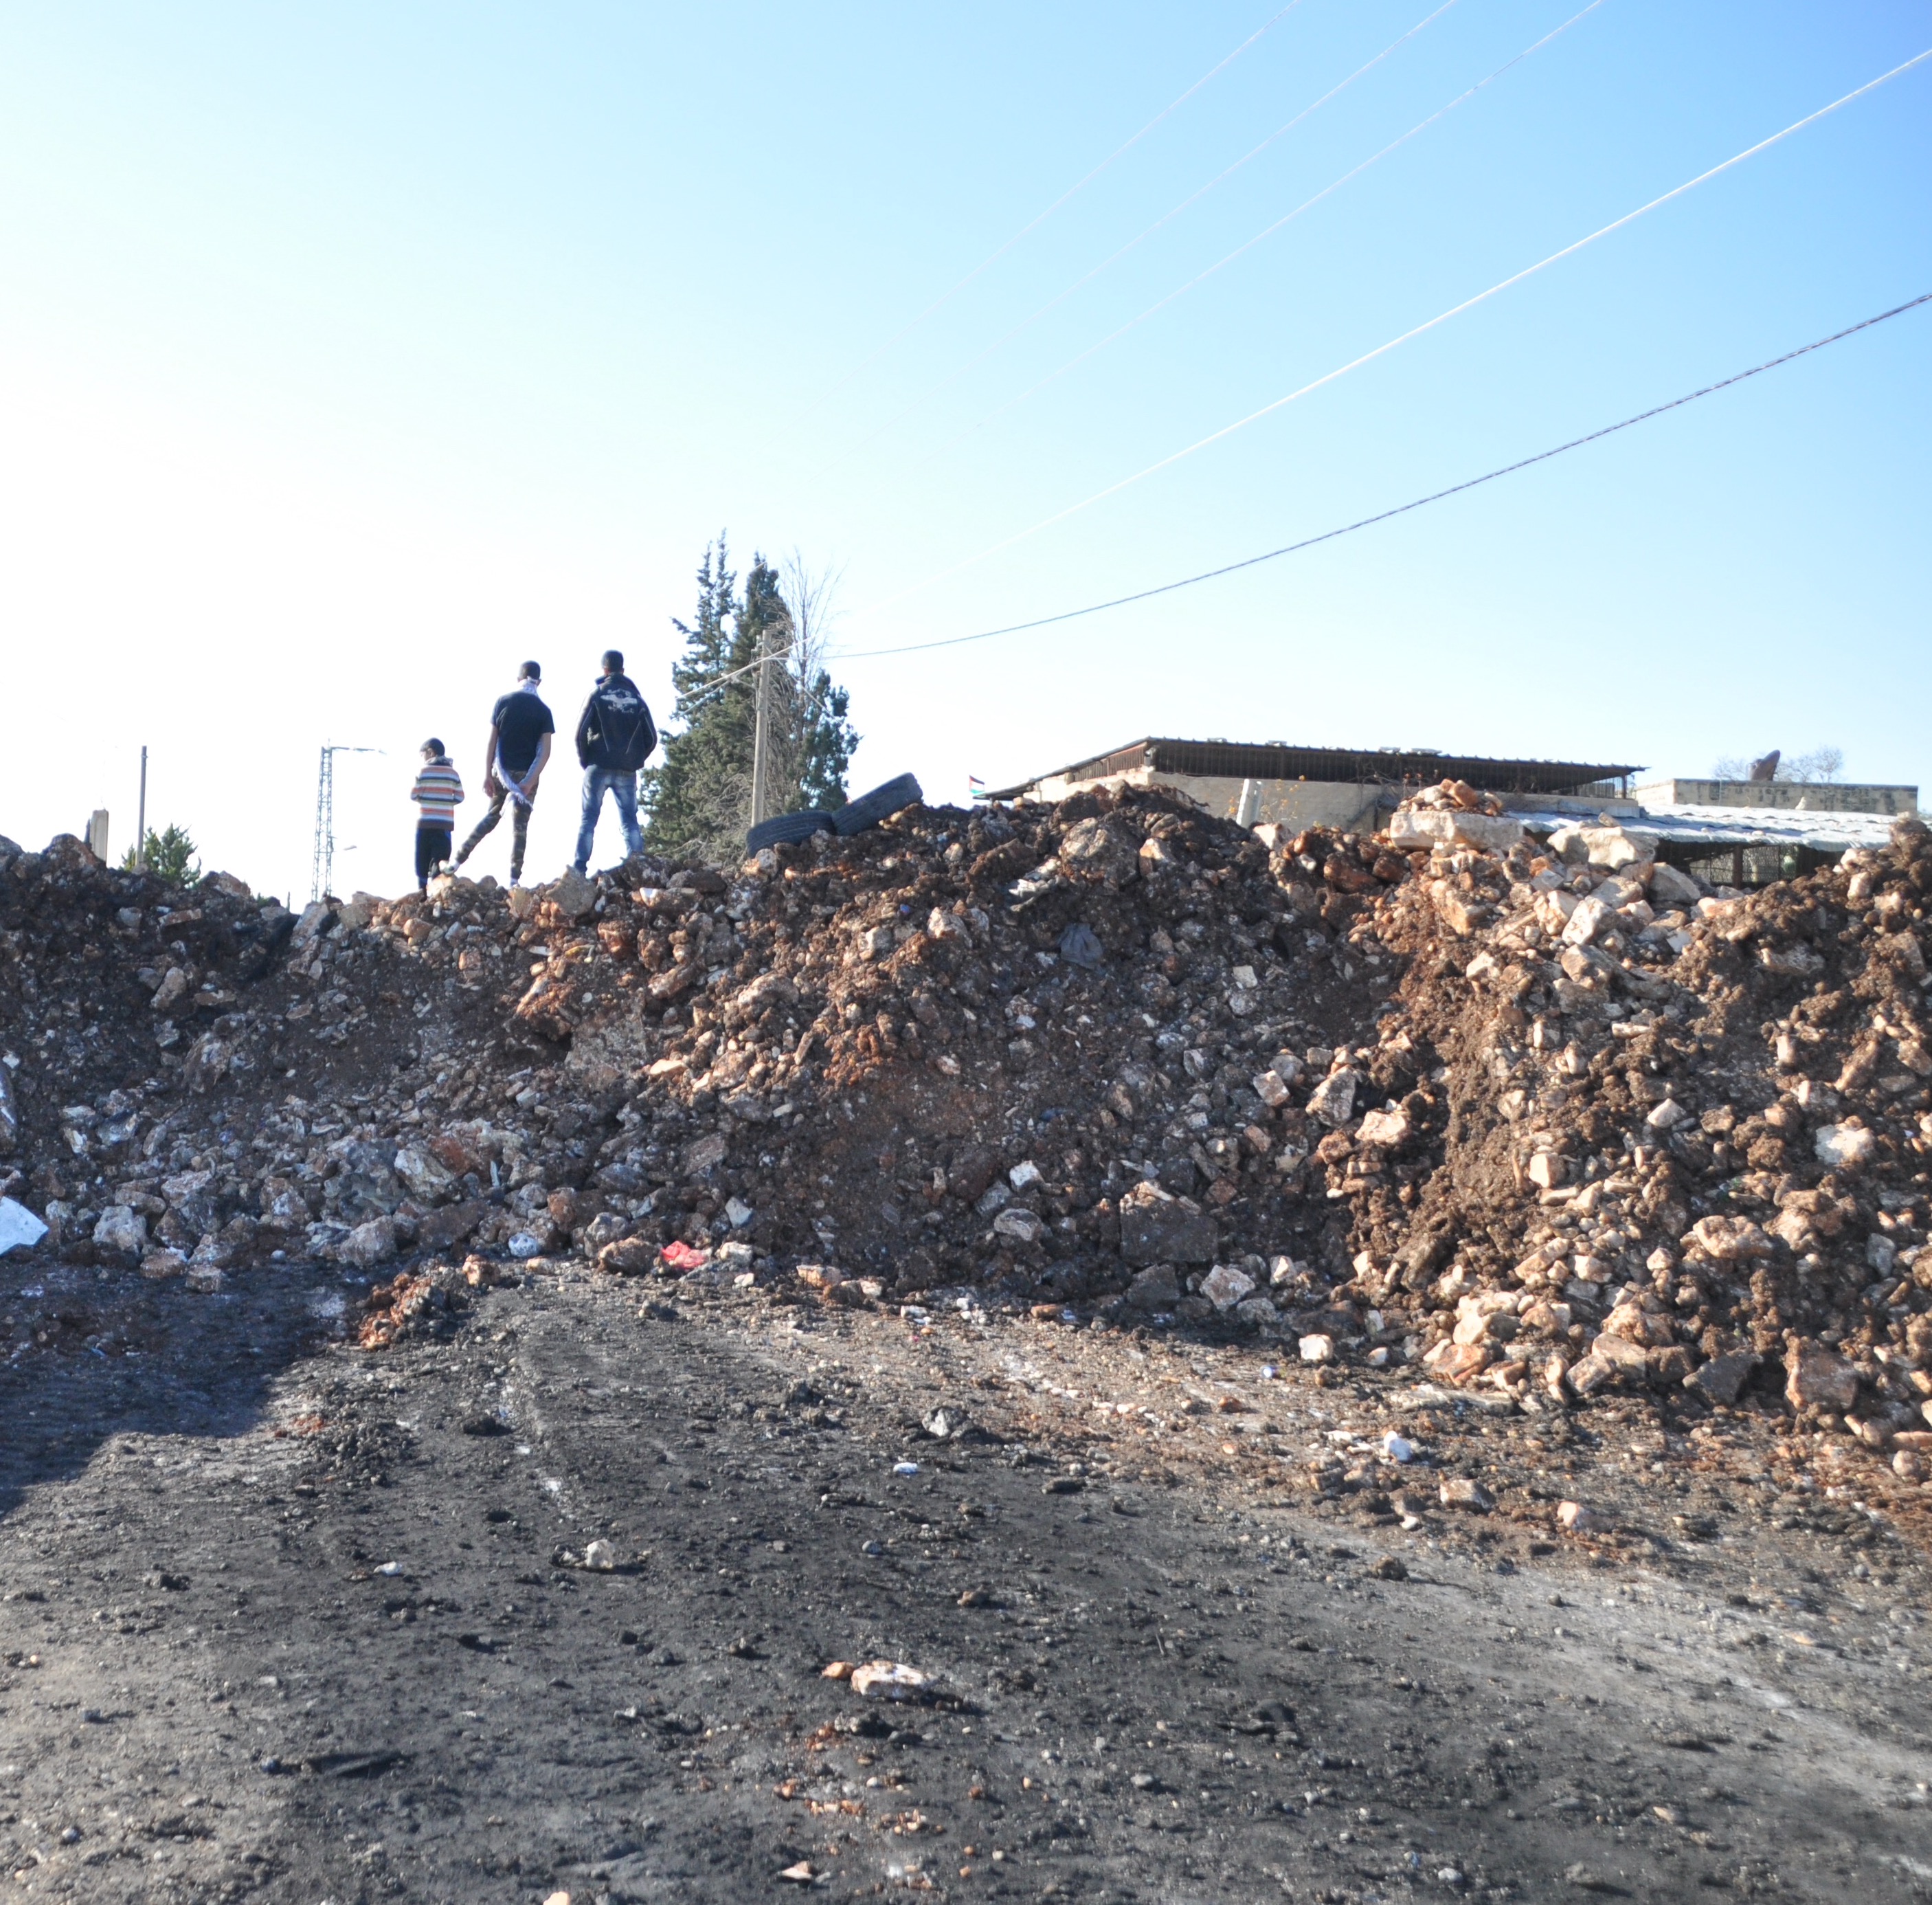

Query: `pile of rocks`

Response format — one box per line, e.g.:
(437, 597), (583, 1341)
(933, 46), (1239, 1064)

(4, 788), (1931, 1493)
(1348, 805), (1932, 1486)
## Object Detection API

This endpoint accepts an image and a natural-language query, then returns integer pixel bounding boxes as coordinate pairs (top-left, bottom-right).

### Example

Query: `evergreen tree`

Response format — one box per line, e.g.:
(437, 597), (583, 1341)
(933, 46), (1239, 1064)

(639, 538), (752, 860)
(120, 824), (199, 888)
(796, 671), (857, 812)
(642, 538), (859, 863)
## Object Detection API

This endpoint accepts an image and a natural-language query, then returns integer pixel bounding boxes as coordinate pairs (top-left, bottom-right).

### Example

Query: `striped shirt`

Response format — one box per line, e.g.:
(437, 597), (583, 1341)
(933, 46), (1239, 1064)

(411, 758), (464, 828)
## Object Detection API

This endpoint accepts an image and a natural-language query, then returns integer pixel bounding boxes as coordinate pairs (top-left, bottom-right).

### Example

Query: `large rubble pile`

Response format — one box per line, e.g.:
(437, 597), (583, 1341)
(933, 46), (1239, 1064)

(3, 789), (1931, 1493)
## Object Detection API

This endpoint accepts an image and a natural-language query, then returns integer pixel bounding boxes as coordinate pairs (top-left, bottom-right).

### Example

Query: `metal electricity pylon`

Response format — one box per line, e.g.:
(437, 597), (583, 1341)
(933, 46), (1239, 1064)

(311, 744), (381, 903)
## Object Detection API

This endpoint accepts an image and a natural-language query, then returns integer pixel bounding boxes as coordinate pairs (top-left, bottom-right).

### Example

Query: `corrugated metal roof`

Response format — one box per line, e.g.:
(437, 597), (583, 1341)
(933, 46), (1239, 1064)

(1516, 804), (1898, 854)
(988, 736), (1640, 801)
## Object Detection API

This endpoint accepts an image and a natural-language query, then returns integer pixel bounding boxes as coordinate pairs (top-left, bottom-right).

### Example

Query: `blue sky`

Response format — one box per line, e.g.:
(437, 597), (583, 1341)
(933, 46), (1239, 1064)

(0, 1), (1927, 900)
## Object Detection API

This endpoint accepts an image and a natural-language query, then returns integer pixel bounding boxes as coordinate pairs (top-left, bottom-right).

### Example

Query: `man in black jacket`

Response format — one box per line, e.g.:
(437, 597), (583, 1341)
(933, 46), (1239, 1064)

(572, 649), (657, 875)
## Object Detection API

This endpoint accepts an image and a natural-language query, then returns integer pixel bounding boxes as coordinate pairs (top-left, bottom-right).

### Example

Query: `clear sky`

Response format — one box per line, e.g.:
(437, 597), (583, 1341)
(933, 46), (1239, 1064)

(1, 1), (1927, 902)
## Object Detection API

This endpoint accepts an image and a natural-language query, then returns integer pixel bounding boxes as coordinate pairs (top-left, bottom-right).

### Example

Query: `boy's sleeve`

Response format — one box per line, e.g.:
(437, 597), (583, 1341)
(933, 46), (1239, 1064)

(408, 771), (429, 807)
(451, 768), (464, 805)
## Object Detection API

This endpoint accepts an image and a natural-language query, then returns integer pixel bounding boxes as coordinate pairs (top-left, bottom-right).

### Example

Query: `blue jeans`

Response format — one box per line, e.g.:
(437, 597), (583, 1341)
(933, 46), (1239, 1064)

(574, 768), (642, 873)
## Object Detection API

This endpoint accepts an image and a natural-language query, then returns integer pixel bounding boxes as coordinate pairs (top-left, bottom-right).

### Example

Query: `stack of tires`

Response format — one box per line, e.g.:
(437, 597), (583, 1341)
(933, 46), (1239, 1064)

(745, 774), (923, 854)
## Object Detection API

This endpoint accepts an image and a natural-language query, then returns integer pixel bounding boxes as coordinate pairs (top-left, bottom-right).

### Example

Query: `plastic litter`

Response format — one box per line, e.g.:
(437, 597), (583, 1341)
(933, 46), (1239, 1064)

(0, 1198), (47, 1256)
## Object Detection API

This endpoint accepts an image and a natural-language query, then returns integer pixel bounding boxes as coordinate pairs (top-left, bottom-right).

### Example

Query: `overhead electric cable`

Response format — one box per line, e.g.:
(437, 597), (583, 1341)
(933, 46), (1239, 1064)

(810, 1), (1309, 408)
(828, 290), (1931, 664)
(924, 0), (1605, 460)
(861, 45), (1932, 614)
(866, 0), (1467, 443)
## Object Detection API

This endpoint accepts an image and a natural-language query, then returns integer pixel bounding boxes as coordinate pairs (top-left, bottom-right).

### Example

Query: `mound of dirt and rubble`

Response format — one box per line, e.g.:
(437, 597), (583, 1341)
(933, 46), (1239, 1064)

(3, 789), (1931, 1499)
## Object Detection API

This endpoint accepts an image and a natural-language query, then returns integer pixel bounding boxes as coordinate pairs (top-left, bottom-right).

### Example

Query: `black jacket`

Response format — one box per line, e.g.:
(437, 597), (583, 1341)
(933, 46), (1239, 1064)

(575, 673), (657, 772)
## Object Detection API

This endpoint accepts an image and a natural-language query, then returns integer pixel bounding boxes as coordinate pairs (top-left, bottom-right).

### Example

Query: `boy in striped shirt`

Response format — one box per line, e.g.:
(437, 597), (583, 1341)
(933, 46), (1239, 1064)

(410, 740), (465, 891)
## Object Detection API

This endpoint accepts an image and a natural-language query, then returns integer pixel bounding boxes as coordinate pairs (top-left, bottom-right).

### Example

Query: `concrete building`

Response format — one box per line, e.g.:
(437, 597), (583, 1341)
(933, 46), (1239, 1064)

(983, 737), (1640, 835)
(988, 738), (1918, 891)
(1623, 777), (1918, 887)
(1631, 777), (1917, 816)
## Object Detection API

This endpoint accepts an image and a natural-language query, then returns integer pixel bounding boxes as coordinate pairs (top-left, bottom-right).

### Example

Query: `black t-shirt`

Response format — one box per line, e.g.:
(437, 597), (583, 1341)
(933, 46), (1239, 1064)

(491, 688), (555, 776)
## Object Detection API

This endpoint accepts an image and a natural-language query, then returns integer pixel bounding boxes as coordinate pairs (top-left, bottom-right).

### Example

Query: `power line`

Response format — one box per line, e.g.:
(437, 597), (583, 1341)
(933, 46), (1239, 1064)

(862, 0), (1468, 446)
(827, 291), (1931, 665)
(809, 2), (1309, 409)
(920, 0), (1606, 465)
(860, 45), (1932, 614)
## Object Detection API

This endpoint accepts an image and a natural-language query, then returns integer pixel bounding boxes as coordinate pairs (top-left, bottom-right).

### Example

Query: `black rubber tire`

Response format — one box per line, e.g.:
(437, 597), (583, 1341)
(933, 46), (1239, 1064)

(832, 773), (923, 837)
(745, 810), (836, 854)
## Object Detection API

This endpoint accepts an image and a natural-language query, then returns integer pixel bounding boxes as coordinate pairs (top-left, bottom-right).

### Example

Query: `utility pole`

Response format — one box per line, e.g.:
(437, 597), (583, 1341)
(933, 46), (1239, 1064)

(135, 746), (148, 871)
(311, 744), (380, 904)
(749, 621), (777, 827)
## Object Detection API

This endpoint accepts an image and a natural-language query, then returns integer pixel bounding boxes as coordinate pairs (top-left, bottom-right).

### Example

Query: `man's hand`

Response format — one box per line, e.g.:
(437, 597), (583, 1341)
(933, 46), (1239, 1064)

(484, 774), (503, 800)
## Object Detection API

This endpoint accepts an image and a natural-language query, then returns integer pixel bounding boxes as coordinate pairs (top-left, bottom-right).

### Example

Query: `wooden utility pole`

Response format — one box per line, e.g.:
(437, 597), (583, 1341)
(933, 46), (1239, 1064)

(750, 625), (776, 827)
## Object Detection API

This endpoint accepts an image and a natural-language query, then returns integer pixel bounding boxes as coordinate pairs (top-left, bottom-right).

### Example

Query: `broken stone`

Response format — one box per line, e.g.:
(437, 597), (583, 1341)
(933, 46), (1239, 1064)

(1057, 816), (1138, 885)
(1385, 809), (1522, 854)
(1785, 1344), (1859, 1413)
(1683, 1349), (1758, 1406)
(1814, 1123), (1876, 1170)
(849, 1660), (930, 1699)
(1126, 1264), (1180, 1312)
(1200, 1263), (1255, 1311)
(598, 1237), (658, 1275)
(684, 1131), (728, 1177)
(1250, 1068), (1292, 1108)
(1685, 1216), (1772, 1262)
(333, 1216), (399, 1271)
(1439, 1477), (1494, 1512)
(92, 1205), (148, 1259)
(1305, 1069), (1358, 1128)
(1421, 1339), (1490, 1384)
(1648, 861), (1701, 908)
(547, 867), (598, 920)
(1118, 1183), (1215, 1266)
(1356, 1106), (1409, 1148)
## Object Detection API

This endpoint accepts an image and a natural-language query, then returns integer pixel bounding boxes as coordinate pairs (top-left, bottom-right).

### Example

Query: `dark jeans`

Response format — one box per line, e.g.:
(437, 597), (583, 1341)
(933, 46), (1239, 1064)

(415, 825), (451, 890)
(574, 768), (642, 873)
(455, 781), (535, 882)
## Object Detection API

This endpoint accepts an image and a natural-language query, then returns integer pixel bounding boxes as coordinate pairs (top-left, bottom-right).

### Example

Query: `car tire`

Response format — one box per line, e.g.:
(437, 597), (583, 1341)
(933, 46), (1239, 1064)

(745, 810), (837, 854)
(831, 773), (924, 837)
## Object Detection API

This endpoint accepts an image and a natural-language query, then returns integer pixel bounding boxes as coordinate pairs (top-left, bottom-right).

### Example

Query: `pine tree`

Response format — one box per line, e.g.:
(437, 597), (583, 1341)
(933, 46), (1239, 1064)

(641, 538), (859, 863)
(120, 824), (200, 888)
(639, 539), (750, 860)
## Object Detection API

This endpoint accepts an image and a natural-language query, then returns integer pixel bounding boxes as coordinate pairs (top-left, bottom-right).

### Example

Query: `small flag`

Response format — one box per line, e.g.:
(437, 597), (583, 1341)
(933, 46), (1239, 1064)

(967, 775), (987, 802)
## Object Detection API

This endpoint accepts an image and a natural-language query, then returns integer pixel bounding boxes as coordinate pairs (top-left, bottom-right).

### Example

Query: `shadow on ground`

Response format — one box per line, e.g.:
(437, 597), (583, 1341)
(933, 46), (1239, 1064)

(0, 1254), (348, 1519)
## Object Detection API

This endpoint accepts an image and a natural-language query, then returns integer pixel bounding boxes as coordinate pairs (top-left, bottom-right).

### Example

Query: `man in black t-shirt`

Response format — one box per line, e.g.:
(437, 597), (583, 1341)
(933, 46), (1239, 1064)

(453, 660), (555, 884)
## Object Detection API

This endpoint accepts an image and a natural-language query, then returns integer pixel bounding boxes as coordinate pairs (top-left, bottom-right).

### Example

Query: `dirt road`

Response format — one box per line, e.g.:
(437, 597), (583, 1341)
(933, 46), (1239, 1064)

(3, 1259), (1930, 1903)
